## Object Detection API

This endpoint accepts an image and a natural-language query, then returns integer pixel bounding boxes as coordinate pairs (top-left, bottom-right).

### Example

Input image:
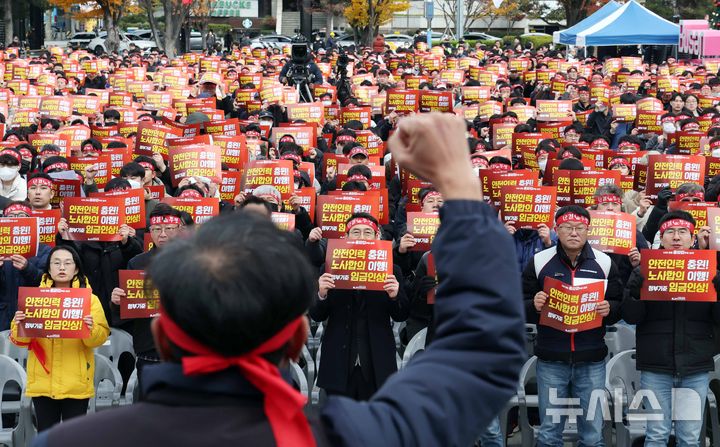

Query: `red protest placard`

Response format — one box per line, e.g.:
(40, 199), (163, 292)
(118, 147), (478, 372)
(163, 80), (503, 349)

(668, 201), (712, 234)
(611, 104), (637, 122)
(28, 133), (71, 157)
(640, 250), (717, 302)
(316, 195), (381, 239)
(63, 196), (125, 242)
(97, 189), (146, 230)
(213, 135), (247, 171)
(535, 100), (573, 121)
(669, 132), (704, 155)
(419, 91), (453, 113)
(271, 212), (296, 231)
(103, 146), (133, 177)
(539, 277), (605, 333)
(49, 176), (82, 207)
(406, 212), (440, 252)
(492, 123), (516, 150)
(325, 239), (393, 291)
(220, 171), (242, 202)
(204, 118), (242, 136)
(271, 126), (317, 154)
(499, 186), (557, 229)
(645, 154), (705, 200)
(339, 107), (373, 129)
(168, 144), (222, 187)
(0, 217), (38, 258)
(286, 102), (325, 125)
(118, 270), (160, 320)
(512, 132), (551, 161)
(709, 208), (720, 250)
(39, 96), (73, 120)
(385, 89), (420, 114)
(161, 197), (219, 224)
(31, 209), (61, 248)
(68, 155), (111, 189)
(17, 287), (91, 338)
(587, 211), (636, 255)
(635, 110), (664, 134)
(556, 170), (621, 207)
(242, 160), (294, 200)
(480, 170), (538, 207)
(134, 122), (183, 158)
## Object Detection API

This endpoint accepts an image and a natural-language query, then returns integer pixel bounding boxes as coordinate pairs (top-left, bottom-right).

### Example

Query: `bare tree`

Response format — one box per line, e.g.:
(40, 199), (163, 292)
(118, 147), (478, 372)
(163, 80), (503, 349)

(140, 0), (193, 58)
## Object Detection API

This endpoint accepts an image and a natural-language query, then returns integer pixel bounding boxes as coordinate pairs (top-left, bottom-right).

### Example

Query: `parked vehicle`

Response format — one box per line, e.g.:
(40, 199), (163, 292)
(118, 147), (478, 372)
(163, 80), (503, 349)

(67, 32), (97, 50)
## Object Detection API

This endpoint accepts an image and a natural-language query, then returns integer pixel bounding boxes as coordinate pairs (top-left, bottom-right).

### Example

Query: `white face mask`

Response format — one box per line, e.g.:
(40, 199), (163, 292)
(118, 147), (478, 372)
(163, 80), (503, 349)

(0, 166), (18, 182)
(712, 148), (720, 158)
(662, 122), (677, 134)
(128, 179), (142, 189)
(538, 159), (548, 172)
(322, 100), (332, 106)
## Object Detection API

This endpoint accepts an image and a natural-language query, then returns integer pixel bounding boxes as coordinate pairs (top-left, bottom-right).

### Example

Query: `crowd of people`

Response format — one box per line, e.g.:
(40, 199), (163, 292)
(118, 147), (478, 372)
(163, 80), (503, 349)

(0, 32), (717, 446)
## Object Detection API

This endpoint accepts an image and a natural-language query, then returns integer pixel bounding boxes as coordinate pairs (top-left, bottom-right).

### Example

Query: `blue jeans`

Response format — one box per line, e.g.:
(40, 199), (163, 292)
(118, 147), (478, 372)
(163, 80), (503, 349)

(477, 416), (503, 447)
(537, 360), (606, 447)
(641, 371), (708, 447)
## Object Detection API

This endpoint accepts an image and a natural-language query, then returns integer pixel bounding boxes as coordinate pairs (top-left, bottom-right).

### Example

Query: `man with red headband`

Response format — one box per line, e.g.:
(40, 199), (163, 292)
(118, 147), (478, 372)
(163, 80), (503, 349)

(312, 212), (408, 400)
(34, 112), (526, 447)
(111, 204), (186, 395)
(642, 183), (706, 247)
(0, 201), (49, 330)
(623, 211), (720, 446)
(26, 173), (55, 211)
(523, 205), (623, 446)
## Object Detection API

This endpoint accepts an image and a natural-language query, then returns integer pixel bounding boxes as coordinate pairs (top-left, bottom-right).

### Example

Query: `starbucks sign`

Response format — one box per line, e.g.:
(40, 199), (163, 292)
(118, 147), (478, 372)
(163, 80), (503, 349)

(211, 0), (258, 17)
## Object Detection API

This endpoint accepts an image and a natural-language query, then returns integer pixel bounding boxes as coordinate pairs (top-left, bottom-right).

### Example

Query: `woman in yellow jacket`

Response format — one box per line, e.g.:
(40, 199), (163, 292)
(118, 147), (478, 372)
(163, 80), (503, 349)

(11, 245), (109, 431)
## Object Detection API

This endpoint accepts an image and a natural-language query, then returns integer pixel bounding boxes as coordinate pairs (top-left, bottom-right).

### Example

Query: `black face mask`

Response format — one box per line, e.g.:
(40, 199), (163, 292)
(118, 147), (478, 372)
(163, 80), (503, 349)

(20, 160), (31, 176)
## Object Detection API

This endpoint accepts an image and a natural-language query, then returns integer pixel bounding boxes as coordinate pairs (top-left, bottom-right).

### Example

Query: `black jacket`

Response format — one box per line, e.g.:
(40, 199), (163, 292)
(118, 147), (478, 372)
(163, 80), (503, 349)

(57, 236), (143, 326)
(123, 250), (158, 357)
(310, 264), (409, 394)
(522, 242), (623, 362)
(622, 266), (720, 376)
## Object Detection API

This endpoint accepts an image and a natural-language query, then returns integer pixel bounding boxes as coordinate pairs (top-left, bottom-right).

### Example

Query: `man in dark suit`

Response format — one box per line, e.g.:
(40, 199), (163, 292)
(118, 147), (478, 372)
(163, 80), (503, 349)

(311, 213), (409, 400)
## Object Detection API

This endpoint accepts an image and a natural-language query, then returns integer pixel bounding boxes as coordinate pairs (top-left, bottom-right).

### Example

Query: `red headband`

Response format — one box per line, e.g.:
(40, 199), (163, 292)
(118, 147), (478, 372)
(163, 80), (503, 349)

(347, 174), (369, 184)
(536, 149), (550, 157)
(279, 135), (295, 143)
(710, 140), (720, 150)
(0, 150), (20, 163)
(157, 313), (313, 447)
(336, 135), (355, 145)
(179, 189), (203, 199)
(18, 148), (33, 159)
(676, 191), (704, 201)
(27, 177), (54, 188)
(659, 218), (695, 235)
(246, 130), (260, 138)
(681, 123), (700, 131)
(609, 158), (631, 169)
(150, 215), (181, 226)
(556, 212), (590, 226)
(591, 140), (609, 149)
(139, 161), (155, 171)
(346, 217), (378, 233)
(4, 203), (31, 216)
(422, 191), (442, 205)
(618, 141), (640, 151)
(348, 147), (368, 158)
(595, 194), (622, 204)
(560, 151), (575, 160)
(44, 162), (69, 172)
(281, 154), (301, 165)
(491, 163), (512, 172)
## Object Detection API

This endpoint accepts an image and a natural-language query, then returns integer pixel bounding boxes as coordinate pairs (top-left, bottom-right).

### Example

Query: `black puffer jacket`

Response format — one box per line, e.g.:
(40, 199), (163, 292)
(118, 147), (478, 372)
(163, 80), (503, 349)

(622, 266), (720, 376)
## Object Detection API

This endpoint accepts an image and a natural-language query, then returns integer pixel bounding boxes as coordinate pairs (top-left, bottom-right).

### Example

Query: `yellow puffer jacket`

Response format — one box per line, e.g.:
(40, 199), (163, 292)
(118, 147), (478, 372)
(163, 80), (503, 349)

(10, 276), (110, 399)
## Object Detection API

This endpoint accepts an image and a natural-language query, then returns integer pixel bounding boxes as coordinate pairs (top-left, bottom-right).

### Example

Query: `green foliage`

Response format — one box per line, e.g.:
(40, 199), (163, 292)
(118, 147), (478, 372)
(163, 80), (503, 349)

(119, 13), (150, 29)
(520, 35), (552, 49)
(208, 23), (232, 34)
(644, 0), (712, 21)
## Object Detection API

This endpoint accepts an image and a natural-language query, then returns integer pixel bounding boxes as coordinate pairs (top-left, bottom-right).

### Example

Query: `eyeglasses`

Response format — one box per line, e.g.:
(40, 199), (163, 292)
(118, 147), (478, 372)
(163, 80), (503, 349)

(50, 260), (75, 268)
(663, 228), (691, 236)
(557, 225), (588, 234)
(150, 225), (180, 235)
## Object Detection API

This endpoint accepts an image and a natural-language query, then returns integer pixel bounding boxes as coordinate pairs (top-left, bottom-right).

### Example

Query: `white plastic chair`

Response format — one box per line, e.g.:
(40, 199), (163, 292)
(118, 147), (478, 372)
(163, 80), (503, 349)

(122, 369), (139, 406)
(400, 328), (427, 369)
(0, 354), (33, 446)
(605, 349), (645, 447)
(90, 353), (123, 412)
(604, 324), (636, 361)
(289, 361), (309, 400)
(0, 331), (28, 369)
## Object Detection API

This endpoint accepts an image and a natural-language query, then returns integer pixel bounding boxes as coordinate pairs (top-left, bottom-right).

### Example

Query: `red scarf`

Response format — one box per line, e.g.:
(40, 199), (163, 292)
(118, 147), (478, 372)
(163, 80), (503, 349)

(158, 313), (314, 447)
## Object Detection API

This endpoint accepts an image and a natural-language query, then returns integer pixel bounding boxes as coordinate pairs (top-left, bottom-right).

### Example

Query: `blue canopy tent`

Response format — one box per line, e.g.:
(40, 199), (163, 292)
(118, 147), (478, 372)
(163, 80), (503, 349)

(575, 0), (679, 47)
(552, 1), (621, 46)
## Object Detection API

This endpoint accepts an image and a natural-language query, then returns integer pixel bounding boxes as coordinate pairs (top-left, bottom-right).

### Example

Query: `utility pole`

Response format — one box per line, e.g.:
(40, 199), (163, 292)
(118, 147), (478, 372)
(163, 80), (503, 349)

(455, 0), (463, 40)
(425, 0), (433, 48)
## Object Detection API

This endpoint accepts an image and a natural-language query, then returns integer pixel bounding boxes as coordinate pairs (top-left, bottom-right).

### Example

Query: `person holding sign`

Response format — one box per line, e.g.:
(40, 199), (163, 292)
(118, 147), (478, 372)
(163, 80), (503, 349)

(111, 204), (186, 395)
(0, 148), (26, 201)
(642, 183), (706, 248)
(591, 184), (648, 283)
(27, 173), (55, 211)
(34, 112), (525, 447)
(622, 211), (720, 446)
(522, 205), (623, 447)
(0, 202), (50, 330)
(311, 213), (408, 400)
(11, 246), (109, 431)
